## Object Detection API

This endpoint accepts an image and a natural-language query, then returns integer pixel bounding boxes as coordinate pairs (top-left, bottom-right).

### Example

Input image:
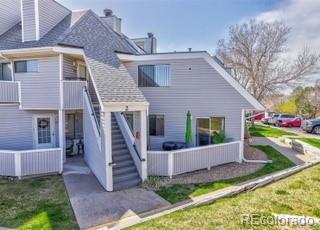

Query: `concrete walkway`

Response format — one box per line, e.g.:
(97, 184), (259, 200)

(63, 158), (170, 229)
(252, 137), (313, 165)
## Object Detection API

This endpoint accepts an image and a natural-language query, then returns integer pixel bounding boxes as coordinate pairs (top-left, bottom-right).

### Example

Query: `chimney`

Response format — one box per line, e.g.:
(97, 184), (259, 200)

(188, 48), (192, 52)
(100, 9), (122, 34)
(20, 0), (70, 42)
(131, 33), (157, 54)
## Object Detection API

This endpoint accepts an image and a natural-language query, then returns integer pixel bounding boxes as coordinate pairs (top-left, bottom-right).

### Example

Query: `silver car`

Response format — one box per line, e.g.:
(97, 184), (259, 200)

(302, 119), (320, 135)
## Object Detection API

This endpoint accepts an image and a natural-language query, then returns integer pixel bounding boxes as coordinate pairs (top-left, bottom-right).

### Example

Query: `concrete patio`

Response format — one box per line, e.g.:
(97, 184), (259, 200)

(63, 157), (170, 229)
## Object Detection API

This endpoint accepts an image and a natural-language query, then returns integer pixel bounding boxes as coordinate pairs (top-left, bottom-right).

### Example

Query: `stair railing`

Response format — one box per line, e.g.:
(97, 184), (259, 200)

(119, 112), (145, 162)
(84, 86), (100, 136)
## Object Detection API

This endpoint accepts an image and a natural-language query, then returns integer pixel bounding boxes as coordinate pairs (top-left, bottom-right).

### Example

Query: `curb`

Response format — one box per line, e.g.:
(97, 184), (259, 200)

(107, 160), (320, 229)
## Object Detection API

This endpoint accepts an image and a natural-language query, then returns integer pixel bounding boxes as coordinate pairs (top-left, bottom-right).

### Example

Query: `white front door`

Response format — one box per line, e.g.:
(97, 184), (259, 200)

(33, 114), (55, 149)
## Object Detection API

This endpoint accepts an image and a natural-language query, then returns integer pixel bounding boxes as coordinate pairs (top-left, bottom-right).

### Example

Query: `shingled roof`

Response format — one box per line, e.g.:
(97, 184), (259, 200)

(0, 9), (147, 103)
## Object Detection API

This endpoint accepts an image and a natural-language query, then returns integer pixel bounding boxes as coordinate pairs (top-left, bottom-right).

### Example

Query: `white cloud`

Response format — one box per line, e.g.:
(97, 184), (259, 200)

(256, 0), (320, 84)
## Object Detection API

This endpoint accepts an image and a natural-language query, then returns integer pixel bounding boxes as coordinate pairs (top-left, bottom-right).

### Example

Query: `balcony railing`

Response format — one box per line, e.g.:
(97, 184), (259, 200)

(63, 80), (87, 109)
(0, 81), (19, 103)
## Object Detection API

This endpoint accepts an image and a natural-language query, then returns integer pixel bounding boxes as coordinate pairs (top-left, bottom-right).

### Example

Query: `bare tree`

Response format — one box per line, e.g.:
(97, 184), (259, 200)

(216, 19), (319, 101)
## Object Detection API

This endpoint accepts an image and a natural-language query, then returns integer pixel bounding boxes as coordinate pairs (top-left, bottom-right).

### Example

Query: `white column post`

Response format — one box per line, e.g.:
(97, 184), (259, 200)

(140, 109), (148, 181)
(59, 110), (66, 163)
(103, 111), (113, 191)
(239, 109), (245, 163)
(58, 54), (66, 163)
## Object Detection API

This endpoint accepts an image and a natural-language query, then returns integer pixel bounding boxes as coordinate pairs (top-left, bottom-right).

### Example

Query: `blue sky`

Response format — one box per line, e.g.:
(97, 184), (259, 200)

(58, 0), (284, 53)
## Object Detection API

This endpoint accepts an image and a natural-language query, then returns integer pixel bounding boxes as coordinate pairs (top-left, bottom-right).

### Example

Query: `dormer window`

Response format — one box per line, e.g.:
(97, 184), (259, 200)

(14, 60), (38, 73)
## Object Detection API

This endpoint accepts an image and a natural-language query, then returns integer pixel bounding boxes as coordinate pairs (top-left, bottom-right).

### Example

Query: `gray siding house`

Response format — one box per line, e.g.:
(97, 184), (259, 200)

(0, 0), (263, 191)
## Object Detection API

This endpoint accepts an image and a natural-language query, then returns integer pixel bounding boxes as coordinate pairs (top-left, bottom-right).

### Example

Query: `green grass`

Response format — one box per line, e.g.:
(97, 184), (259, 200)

(0, 176), (77, 230)
(298, 138), (320, 149)
(249, 124), (297, 137)
(155, 145), (294, 204)
(128, 164), (320, 230)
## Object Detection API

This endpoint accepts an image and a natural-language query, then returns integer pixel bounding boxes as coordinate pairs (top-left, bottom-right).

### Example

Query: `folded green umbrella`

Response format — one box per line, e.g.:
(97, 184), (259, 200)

(185, 111), (193, 145)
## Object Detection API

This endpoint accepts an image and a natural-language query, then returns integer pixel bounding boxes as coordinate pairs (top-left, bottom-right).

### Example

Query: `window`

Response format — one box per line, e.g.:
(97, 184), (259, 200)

(138, 64), (170, 87)
(149, 115), (164, 136)
(14, 60), (38, 73)
(0, 63), (12, 81)
(210, 117), (225, 135)
(77, 64), (87, 80)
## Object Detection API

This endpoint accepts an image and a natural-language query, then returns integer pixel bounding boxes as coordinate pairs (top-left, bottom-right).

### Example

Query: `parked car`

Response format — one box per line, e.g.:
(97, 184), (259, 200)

(268, 114), (280, 126)
(278, 117), (302, 127)
(261, 117), (269, 124)
(275, 114), (299, 127)
(254, 112), (264, 121)
(302, 119), (320, 134)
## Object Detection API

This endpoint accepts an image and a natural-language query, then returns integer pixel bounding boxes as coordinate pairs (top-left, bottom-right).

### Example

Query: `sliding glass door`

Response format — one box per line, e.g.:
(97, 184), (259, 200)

(197, 117), (225, 146)
(197, 118), (210, 146)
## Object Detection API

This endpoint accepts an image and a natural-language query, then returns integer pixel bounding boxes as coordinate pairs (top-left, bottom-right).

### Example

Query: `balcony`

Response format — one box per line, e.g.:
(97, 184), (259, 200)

(0, 81), (19, 103)
(63, 80), (87, 109)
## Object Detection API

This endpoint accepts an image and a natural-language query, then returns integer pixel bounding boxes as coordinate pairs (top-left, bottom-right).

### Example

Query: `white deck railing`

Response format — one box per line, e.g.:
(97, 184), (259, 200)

(148, 141), (241, 177)
(0, 81), (20, 103)
(63, 81), (87, 109)
(0, 148), (63, 178)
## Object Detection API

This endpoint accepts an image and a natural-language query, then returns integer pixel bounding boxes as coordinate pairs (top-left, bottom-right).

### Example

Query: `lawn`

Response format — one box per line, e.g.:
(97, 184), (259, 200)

(129, 164), (320, 230)
(298, 138), (320, 149)
(0, 176), (77, 230)
(249, 124), (297, 137)
(155, 145), (294, 204)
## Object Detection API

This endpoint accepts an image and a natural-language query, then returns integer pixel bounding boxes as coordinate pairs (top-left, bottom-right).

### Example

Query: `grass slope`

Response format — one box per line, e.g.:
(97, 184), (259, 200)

(156, 145), (294, 204)
(249, 124), (297, 137)
(298, 138), (320, 149)
(129, 164), (320, 230)
(0, 176), (77, 230)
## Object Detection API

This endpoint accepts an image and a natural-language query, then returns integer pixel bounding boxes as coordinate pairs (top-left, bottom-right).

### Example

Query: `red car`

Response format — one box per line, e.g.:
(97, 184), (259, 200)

(280, 117), (302, 127)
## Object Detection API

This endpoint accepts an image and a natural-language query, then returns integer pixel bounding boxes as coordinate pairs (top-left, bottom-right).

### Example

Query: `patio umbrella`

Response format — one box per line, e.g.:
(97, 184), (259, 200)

(185, 111), (193, 146)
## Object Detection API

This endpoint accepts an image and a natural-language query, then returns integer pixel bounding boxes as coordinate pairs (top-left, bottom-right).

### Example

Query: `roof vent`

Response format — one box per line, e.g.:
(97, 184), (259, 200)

(104, 8), (113, 17)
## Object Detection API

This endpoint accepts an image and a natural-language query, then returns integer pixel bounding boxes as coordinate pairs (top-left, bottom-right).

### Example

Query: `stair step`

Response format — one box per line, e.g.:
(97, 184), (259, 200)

(113, 178), (141, 191)
(112, 143), (127, 151)
(113, 165), (137, 176)
(113, 160), (134, 168)
(112, 134), (123, 139)
(112, 138), (125, 144)
(112, 129), (121, 135)
(113, 148), (130, 156)
(113, 153), (131, 162)
(113, 172), (140, 184)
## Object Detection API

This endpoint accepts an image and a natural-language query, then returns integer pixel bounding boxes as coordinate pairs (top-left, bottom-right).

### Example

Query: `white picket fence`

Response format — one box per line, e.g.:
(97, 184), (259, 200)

(148, 141), (241, 177)
(0, 148), (63, 178)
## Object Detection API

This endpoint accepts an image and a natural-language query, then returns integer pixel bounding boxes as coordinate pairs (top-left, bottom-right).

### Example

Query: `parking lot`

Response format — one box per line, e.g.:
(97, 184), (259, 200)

(265, 124), (320, 139)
